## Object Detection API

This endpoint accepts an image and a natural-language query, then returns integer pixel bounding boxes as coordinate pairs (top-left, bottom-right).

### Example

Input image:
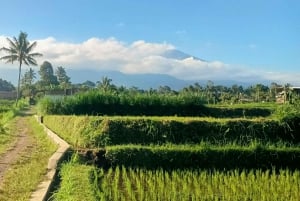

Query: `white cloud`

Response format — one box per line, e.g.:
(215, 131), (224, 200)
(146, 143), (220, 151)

(1, 35), (300, 86)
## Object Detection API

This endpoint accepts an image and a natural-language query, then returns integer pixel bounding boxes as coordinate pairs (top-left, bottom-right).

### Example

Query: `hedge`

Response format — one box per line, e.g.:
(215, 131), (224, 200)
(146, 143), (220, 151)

(97, 145), (300, 170)
(43, 115), (300, 148)
(38, 92), (271, 117)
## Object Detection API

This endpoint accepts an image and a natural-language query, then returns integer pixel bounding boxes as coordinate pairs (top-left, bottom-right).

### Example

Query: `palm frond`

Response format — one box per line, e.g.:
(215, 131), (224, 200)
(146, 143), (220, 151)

(11, 37), (19, 49)
(0, 55), (19, 64)
(26, 57), (38, 66)
(0, 47), (13, 54)
(28, 52), (43, 57)
(27, 41), (37, 52)
(6, 37), (18, 50)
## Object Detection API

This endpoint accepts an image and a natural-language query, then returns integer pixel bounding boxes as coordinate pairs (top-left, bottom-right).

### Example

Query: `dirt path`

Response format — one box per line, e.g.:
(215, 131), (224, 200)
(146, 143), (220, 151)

(0, 111), (33, 185)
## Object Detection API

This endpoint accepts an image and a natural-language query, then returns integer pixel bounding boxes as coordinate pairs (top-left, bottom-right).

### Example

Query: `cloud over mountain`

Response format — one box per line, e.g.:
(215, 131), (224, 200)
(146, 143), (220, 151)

(0, 35), (299, 86)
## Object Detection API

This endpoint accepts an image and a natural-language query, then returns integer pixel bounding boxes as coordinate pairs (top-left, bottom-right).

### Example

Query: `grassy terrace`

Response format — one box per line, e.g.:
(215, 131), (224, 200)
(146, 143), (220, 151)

(39, 98), (300, 200)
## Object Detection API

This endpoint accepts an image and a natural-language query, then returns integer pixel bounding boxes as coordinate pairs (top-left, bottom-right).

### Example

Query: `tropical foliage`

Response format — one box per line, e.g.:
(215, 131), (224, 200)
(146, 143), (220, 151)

(0, 31), (42, 104)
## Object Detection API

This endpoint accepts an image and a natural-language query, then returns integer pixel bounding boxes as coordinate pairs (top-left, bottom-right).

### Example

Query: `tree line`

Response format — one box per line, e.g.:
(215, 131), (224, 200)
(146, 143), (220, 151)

(0, 61), (298, 104)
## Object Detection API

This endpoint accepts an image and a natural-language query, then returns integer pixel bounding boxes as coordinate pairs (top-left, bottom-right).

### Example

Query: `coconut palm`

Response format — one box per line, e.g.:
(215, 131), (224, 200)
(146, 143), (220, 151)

(0, 31), (42, 104)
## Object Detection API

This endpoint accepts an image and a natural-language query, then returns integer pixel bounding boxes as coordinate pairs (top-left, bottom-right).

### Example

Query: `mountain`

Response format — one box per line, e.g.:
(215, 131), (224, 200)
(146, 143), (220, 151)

(161, 49), (205, 61)
(68, 70), (190, 90)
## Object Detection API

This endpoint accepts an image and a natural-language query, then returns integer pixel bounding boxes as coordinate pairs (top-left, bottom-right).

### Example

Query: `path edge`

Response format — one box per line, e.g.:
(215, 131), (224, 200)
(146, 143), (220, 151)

(30, 115), (70, 201)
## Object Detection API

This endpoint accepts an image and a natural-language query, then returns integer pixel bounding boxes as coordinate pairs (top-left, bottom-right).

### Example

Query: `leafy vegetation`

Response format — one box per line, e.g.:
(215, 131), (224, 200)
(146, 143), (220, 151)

(0, 78), (15, 91)
(0, 99), (27, 154)
(52, 161), (300, 201)
(51, 160), (97, 201)
(43, 114), (299, 148)
(102, 144), (300, 170)
(93, 166), (300, 201)
(0, 31), (42, 104)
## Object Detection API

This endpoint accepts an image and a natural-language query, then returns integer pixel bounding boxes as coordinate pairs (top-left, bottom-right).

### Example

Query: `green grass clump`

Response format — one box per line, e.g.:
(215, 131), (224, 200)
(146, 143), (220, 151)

(51, 160), (98, 201)
(0, 100), (21, 155)
(37, 91), (273, 117)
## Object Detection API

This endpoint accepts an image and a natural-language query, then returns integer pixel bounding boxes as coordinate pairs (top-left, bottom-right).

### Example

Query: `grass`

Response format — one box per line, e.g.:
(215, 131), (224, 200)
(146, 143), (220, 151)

(52, 160), (300, 201)
(0, 118), (16, 154)
(50, 158), (97, 201)
(0, 100), (19, 155)
(95, 166), (300, 201)
(0, 116), (57, 201)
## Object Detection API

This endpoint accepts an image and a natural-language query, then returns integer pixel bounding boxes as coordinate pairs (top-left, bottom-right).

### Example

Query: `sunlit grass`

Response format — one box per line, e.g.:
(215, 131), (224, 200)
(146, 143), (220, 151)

(53, 161), (300, 201)
(51, 161), (97, 201)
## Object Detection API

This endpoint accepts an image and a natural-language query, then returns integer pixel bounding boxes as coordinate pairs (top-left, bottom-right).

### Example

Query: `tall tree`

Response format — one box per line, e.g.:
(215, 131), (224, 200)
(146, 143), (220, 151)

(97, 76), (115, 92)
(21, 68), (36, 86)
(38, 61), (59, 89)
(21, 68), (36, 97)
(55, 66), (71, 89)
(0, 31), (42, 104)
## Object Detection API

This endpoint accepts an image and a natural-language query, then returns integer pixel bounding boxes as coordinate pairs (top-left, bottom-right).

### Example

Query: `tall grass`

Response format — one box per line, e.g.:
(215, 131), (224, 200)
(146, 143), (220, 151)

(43, 115), (300, 148)
(50, 156), (98, 201)
(93, 166), (300, 201)
(52, 161), (300, 201)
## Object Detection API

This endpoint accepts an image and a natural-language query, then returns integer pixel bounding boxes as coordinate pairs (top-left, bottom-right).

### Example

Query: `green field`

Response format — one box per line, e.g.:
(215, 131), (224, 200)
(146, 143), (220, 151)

(40, 95), (300, 200)
(52, 163), (300, 201)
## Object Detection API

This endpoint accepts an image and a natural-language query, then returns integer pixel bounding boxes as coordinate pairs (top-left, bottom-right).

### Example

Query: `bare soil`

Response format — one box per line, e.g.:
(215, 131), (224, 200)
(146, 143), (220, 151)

(0, 111), (33, 186)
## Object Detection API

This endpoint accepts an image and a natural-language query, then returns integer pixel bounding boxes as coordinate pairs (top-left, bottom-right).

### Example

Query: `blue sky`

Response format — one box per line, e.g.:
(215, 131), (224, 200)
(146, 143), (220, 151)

(0, 0), (299, 85)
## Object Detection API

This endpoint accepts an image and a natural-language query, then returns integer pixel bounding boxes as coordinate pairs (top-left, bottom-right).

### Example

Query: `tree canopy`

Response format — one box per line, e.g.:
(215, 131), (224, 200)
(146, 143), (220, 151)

(38, 61), (59, 88)
(0, 78), (15, 91)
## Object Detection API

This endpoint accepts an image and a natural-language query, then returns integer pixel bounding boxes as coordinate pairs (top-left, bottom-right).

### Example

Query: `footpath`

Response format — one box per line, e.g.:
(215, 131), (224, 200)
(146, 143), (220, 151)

(30, 116), (70, 201)
(0, 109), (70, 201)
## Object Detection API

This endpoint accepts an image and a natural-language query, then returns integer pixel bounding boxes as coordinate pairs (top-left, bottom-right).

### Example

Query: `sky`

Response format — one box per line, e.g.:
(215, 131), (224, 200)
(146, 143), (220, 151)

(0, 0), (299, 85)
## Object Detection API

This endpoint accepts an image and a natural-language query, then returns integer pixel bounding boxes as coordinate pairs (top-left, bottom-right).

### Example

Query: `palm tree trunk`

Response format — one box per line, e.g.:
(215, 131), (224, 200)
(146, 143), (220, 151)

(16, 61), (22, 106)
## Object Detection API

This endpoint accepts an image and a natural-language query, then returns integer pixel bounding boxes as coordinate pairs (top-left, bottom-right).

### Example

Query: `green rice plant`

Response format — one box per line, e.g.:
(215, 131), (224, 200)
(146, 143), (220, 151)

(37, 90), (273, 117)
(51, 162), (97, 201)
(43, 115), (300, 148)
(92, 167), (300, 201)
(103, 144), (300, 170)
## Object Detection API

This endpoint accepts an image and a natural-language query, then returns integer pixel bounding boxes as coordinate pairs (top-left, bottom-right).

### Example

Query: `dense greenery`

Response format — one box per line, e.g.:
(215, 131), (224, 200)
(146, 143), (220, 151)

(45, 94), (300, 200)
(43, 113), (299, 148)
(0, 100), (16, 154)
(51, 162), (96, 201)
(0, 78), (15, 91)
(94, 166), (300, 201)
(0, 31), (42, 103)
(102, 144), (300, 170)
(37, 90), (277, 117)
(38, 90), (207, 116)
(53, 161), (300, 201)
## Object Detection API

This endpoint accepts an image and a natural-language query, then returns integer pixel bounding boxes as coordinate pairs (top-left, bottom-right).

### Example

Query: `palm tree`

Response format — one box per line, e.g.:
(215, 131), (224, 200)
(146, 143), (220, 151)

(97, 76), (114, 92)
(0, 31), (42, 105)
